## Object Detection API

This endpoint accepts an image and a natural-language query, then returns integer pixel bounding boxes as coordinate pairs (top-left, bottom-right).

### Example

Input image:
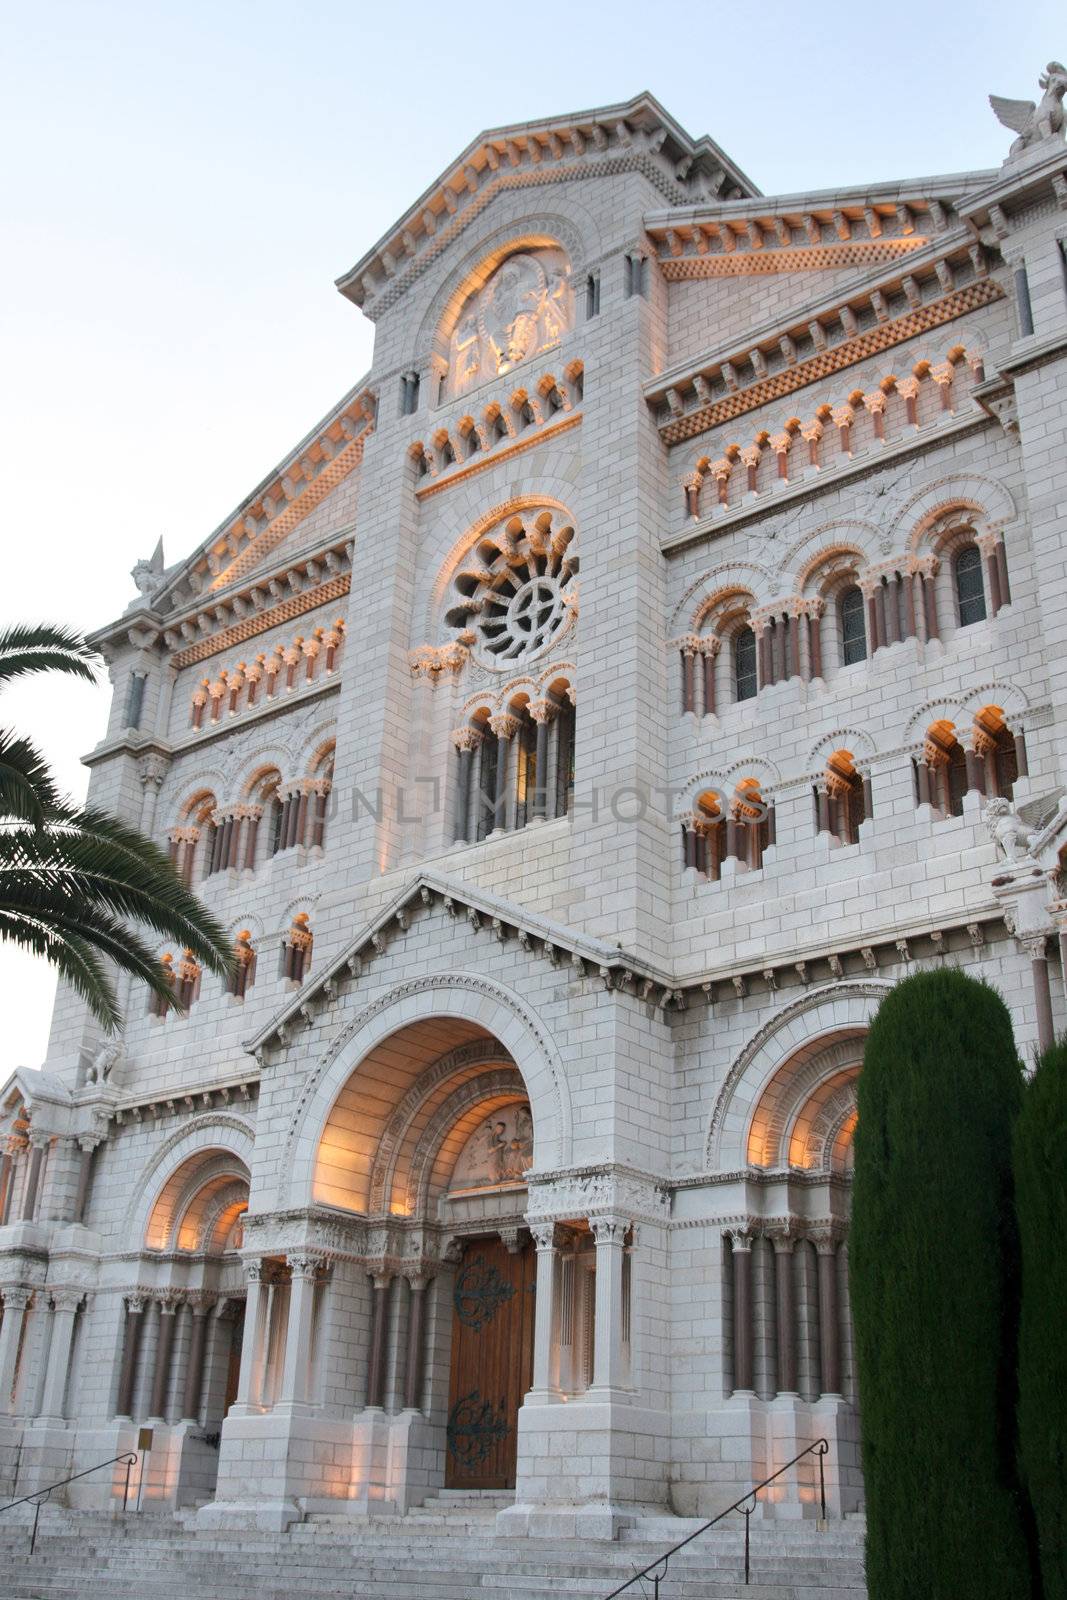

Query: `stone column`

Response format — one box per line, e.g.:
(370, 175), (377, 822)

(149, 1299), (179, 1421)
(0, 1288), (32, 1413)
(527, 1223), (563, 1403)
(964, 745), (986, 797)
(488, 714), (519, 834)
(1023, 934), (1055, 1055)
(680, 646), (695, 713)
(21, 1134), (47, 1222)
(731, 1232), (755, 1393)
(181, 1300), (212, 1422)
(278, 1255), (324, 1411)
(814, 1239), (842, 1397)
(402, 1272), (428, 1411)
(0, 1150), (11, 1224)
(589, 1216), (628, 1397)
(39, 1289), (83, 1422)
(115, 1296), (146, 1418)
(806, 603), (823, 680)
(995, 541), (1011, 608)
(528, 702), (555, 822)
(771, 1235), (798, 1395)
(919, 559), (941, 641)
(72, 1137), (99, 1224)
(364, 1273), (392, 1409)
(816, 785), (832, 835)
(232, 1263), (268, 1413)
(873, 581), (888, 653)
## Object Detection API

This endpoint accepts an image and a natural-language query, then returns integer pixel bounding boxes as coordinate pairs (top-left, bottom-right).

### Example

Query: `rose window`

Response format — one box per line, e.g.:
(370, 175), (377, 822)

(447, 509), (578, 666)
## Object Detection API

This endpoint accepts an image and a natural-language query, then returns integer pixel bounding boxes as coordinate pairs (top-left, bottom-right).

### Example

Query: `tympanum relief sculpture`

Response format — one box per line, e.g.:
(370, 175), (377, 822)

(448, 250), (573, 398)
(450, 1102), (534, 1191)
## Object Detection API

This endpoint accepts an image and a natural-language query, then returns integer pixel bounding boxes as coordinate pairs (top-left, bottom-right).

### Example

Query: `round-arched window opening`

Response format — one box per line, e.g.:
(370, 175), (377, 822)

(447, 508), (578, 669)
(954, 543), (987, 627)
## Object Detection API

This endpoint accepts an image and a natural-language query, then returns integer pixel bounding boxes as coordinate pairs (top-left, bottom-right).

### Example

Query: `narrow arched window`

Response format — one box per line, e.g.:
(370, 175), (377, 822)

(954, 545), (986, 627)
(734, 627), (757, 702)
(839, 586), (867, 665)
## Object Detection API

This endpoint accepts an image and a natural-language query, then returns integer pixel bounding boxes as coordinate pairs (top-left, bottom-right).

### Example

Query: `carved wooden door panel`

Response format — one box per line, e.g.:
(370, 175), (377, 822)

(445, 1236), (535, 1490)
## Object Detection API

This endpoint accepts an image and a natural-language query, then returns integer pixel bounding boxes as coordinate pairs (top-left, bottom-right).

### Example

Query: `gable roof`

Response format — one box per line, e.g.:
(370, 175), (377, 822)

(335, 92), (760, 316)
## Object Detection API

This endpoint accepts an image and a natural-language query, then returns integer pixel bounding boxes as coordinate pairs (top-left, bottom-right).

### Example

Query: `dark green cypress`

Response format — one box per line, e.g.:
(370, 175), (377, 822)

(850, 969), (1032, 1599)
(1016, 1039), (1067, 1599)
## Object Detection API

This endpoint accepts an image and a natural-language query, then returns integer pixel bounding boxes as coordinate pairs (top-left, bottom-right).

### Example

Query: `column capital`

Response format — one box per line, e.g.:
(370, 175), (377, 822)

(488, 712), (521, 741)
(451, 725), (483, 751)
(288, 1253), (327, 1282)
(726, 1227), (755, 1253)
(808, 1223), (845, 1255)
(528, 1221), (560, 1252)
(1, 1286), (33, 1312)
(589, 1214), (628, 1245)
(49, 1287), (85, 1314)
(1019, 931), (1049, 961)
(27, 1129), (51, 1151)
(527, 698), (558, 726)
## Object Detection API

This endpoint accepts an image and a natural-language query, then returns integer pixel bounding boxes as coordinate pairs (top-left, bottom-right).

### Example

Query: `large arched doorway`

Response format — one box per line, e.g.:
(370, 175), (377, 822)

(311, 1017), (541, 1498)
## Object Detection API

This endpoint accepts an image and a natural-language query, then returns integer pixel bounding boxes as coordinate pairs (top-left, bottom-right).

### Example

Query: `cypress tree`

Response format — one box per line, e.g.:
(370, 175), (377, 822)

(1016, 1039), (1067, 1599)
(850, 969), (1032, 1599)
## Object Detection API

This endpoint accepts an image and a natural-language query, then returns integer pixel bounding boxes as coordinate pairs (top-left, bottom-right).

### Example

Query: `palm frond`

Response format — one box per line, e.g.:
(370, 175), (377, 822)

(0, 624), (99, 690)
(0, 729), (61, 824)
(0, 910), (120, 1030)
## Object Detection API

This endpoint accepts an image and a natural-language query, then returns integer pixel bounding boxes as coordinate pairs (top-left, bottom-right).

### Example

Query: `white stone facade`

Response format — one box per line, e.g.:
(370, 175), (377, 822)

(4, 90), (1067, 1546)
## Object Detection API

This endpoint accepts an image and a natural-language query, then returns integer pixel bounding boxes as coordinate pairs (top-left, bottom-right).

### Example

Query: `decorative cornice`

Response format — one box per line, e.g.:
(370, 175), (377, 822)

(415, 411), (582, 500)
(335, 94), (758, 314)
(167, 574), (351, 670)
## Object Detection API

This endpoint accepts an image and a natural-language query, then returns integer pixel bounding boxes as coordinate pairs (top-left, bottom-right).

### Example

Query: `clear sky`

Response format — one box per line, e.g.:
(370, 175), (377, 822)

(2, 0), (1061, 1066)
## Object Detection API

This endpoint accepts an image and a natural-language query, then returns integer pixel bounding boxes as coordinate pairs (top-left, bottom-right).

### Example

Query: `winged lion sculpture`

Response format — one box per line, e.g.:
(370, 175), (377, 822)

(990, 62), (1067, 156)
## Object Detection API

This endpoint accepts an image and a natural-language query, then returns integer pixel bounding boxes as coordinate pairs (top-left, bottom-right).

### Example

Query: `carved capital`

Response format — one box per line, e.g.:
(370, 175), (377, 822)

(1, 1287), (33, 1312)
(488, 713), (521, 741)
(451, 726), (483, 753)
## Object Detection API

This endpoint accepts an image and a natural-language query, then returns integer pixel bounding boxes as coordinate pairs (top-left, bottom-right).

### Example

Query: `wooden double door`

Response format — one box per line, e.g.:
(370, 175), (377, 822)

(445, 1235), (535, 1490)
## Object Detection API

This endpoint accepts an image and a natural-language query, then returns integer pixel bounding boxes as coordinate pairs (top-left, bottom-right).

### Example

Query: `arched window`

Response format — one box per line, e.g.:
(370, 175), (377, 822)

(734, 627), (758, 702)
(954, 545), (986, 627)
(818, 752), (870, 844)
(283, 914), (313, 984)
(176, 950), (201, 1009)
(839, 586), (867, 665)
(230, 931), (256, 999)
(973, 708), (1020, 800)
(920, 721), (968, 817)
(149, 953), (176, 1018)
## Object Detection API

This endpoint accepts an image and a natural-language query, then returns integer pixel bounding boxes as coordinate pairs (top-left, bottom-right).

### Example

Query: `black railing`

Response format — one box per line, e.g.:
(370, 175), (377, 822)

(603, 1438), (829, 1598)
(0, 1451), (139, 1554)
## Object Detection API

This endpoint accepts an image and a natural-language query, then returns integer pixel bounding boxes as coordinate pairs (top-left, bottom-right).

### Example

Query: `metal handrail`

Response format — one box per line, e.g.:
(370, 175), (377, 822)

(603, 1438), (829, 1598)
(0, 1451), (139, 1555)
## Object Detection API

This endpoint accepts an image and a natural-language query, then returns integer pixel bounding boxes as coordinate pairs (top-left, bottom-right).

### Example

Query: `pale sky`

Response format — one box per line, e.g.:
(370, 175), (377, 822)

(1, 0), (1061, 1066)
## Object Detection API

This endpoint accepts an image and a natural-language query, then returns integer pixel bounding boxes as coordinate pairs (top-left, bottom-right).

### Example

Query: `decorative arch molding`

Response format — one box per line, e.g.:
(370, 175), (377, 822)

(406, 1066), (527, 1214)
(278, 971), (572, 1209)
(749, 1046), (861, 1168)
(122, 1114), (256, 1247)
(707, 980), (891, 1168)
(670, 561), (774, 634)
(293, 719), (339, 777)
(886, 472), (1017, 554)
(807, 727), (878, 770)
(366, 1037), (513, 1212)
(425, 491), (580, 644)
(413, 210), (593, 363)
(722, 754), (782, 786)
(902, 697), (968, 743)
(229, 746), (292, 805)
(961, 679), (1030, 718)
(781, 521), (882, 588)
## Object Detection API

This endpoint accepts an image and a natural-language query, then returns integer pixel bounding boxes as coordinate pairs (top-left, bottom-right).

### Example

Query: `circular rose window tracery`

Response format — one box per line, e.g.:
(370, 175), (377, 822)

(446, 508), (578, 667)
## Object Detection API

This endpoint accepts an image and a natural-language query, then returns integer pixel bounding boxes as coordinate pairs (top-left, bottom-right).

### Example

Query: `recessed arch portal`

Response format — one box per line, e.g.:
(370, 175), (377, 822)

(145, 1148), (251, 1253)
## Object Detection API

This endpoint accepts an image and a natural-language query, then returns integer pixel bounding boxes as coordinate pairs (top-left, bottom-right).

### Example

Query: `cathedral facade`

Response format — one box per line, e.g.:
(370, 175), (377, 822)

(4, 87), (1067, 1540)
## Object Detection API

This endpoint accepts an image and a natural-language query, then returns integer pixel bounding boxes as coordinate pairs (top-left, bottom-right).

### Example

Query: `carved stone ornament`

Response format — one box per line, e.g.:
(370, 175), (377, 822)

(990, 63), (1067, 159)
(448, 249), (573, 397)
(984, 797), (1039, 864)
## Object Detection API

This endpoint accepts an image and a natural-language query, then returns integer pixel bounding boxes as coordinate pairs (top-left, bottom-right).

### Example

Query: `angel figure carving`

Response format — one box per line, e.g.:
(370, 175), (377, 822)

(983, 797), (1039, 863)
(990, 62), (1067, 156)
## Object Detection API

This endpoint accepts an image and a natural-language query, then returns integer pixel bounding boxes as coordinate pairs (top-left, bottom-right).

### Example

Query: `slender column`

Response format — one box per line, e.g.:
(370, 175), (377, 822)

(243, 814), (260, 869)
(916, 761), (932, 807)
(364, 1274), (392, 1409)
(1, 1143), (16, 1225)
(149, 1300), (178, 1421)
(39, 1290), (82, 1421)
(278, 1255), (323, 1411)
(528, 1223), (562, 1402)
(815, 1239), (841, 1396)
(1013, 730), (1029, 778)
(277, 795), (292, 850)
(702, 645), (717, 715)
(219, 816), (234, 871)
(115, 1297), (146, 1418)
(0, 1288), (32, 1414)
(873, 582), (888, 652)
(757, 626), (772, 690)
(725, 815), (742, 860)
(922, 571), (940, 641)
(1024, 935), (1055, 1055)
(232, 1263), (268, 1412)
(681, 650), (695, 713)
(784, 614), (798, 679)
(310, 791), (328, 848)
(1058, 924), (1067, 1007)
(902, 572), (917, 639)
(995, 541), (1011, 607)
(816, 786), (832, 834)
(0, 1152), (11, 1224)
(866, 593), (879, 654)
(453, 745), (473, 841)
(294, 789), (310, 848)
(21, 1136), (46, 1222)
(732, 1232), (754, 1393)
(883, 576), (900, 645)
(862, 774), (874, 822)
(987, 550), (1003, 615)
(772, 1235), (797, 1395)
(72, 1137), (98, 1224)
(181, 1302), (212, 1422)
(528, 704), (554, 823)
(964, 747), (986, 796)
(488, 715), (519, 833)
(589, 1216), (628, 1395)
(807, 610), (823, 680)
(402, 1273), (428, 1411)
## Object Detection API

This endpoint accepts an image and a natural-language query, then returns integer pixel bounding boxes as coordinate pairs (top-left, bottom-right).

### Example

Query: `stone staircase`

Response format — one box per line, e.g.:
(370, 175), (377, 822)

(0, 1501), (868, 1600)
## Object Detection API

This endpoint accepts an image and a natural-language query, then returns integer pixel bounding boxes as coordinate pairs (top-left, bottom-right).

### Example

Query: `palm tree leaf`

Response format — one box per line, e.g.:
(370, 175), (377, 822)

(0, 809), (233, 980)
(5, 898), (185, 1014)
(0, 910), (120, 1030)
(0, 624), (98, 689)
(0, 729), (61, 823)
